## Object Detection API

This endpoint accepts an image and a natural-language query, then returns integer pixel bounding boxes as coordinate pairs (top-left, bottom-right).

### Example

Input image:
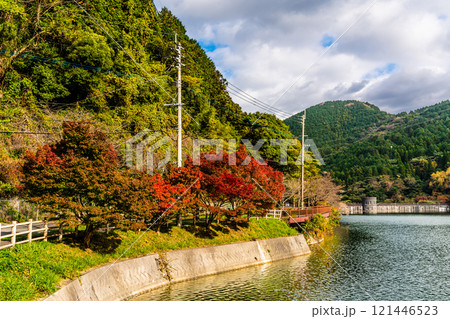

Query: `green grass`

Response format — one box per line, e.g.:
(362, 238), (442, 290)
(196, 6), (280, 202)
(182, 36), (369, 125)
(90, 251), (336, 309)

(0, 219), (298, 301)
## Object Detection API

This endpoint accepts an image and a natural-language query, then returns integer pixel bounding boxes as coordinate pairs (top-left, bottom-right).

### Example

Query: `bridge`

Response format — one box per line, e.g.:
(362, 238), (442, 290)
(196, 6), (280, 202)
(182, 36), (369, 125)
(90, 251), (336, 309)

(265, 206), (333, 224)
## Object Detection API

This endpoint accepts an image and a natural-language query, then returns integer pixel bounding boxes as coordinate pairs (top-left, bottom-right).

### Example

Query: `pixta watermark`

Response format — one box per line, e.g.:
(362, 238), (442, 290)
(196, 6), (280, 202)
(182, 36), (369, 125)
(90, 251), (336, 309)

(126, 130), (324, 174)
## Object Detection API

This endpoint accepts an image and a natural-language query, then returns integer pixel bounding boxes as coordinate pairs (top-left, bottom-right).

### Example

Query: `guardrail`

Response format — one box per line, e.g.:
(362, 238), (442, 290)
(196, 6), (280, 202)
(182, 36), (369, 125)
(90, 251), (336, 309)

(265, 210), (283, 219)
(287, 206), (332, 219)
(255, 206), (333, 221)
(0, 219), (49, 250)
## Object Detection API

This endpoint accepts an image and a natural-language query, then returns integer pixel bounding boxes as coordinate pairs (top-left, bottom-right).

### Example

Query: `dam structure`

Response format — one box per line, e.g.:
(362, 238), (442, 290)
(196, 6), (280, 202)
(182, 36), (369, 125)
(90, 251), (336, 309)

(346, 198), (449, 215)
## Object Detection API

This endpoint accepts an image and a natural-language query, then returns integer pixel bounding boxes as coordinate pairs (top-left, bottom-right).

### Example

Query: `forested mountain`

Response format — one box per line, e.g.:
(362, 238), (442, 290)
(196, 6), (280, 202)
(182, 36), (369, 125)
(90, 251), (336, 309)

(0, 0), (306, 196)
(1, 1), (448, 204)
(284, 100), (450, 202)
(284, 100), (394, 157)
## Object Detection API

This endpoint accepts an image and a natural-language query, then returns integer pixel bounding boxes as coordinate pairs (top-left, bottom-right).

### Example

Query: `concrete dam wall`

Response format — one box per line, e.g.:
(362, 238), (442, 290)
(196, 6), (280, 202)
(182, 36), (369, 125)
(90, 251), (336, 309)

(346, 203), (449, 215)
(45, 235), (310, 301)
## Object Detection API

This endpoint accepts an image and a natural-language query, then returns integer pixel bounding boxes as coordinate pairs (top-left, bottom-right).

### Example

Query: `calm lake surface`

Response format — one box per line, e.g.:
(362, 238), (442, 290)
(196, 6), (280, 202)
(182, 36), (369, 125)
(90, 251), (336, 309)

(133, 214), (450, 301)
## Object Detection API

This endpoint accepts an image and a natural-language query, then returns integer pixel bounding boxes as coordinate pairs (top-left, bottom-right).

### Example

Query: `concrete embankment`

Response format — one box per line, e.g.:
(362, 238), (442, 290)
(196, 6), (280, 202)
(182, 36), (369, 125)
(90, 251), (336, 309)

(45, 235), (310, 301)
(346, 203), (449, 215)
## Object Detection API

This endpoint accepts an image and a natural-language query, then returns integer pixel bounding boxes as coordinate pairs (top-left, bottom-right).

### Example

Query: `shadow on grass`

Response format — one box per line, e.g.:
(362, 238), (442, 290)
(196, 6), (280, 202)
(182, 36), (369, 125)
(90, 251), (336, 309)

(60, 231), (122, 254)
(183, 221), (249, 239)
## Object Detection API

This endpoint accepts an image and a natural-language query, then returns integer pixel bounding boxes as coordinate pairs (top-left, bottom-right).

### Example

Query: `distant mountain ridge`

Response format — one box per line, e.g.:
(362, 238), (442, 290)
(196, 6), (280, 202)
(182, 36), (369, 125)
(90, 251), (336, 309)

(284, 100), (450, 202)
(284, 100), (393, 157)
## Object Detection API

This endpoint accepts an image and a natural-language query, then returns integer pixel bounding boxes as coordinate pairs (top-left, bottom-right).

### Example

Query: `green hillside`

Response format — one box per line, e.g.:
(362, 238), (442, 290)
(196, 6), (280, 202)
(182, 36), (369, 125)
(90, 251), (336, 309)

(284, 100), (450, 202)
(284, 100), (394, 158)
(0, 0), (305, 196)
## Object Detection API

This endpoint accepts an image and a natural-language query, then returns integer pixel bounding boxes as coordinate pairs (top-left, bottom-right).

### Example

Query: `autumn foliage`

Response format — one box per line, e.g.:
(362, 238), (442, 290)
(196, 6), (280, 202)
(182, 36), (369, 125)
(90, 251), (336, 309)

(22, 122), (286, 246)
(181, 146), (285, 227)
(22, 122), (123, 247)
(115, 171), (187, 232)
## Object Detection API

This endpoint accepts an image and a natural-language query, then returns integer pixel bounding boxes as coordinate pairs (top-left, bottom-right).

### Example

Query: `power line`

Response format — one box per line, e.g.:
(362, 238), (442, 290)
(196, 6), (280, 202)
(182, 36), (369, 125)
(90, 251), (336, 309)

(227, 83), (293, 117)
(0, 49), (135, 78)
(0, 128), (178, 136)
(183, 85), (302, 145)
(227, 86), (292, 118)
(71, 0), (175, 102)
(0, 131), (60, 135)
(182, 47), (293, 118)
(227, 87), (286, 116)
(271, 0), (379, 108)
(288, 104), (450, 142)
(2, 4), (306, 160)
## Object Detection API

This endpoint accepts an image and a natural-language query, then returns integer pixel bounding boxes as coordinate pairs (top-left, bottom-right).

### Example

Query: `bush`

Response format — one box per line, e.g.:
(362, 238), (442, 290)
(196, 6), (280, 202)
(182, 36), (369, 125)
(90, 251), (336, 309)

(304, 208), (341, 239)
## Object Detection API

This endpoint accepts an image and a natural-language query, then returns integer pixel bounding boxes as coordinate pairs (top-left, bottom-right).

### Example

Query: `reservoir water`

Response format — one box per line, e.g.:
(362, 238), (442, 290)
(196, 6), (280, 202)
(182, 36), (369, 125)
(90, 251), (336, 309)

(133, 214), (450, 301)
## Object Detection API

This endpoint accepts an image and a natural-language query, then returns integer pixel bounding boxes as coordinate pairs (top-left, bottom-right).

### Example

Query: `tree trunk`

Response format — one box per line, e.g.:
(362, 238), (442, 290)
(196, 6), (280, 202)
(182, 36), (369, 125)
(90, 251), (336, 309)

(157, 222), (162, 233)
(206, 213), (215, 229)
(177, 213), (182, 227)
(83, 224), (95, 248)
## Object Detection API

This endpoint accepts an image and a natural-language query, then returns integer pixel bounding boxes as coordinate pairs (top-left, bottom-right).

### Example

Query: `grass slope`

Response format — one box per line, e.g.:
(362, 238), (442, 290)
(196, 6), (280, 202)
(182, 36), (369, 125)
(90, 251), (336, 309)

(0, 219), (297, 301)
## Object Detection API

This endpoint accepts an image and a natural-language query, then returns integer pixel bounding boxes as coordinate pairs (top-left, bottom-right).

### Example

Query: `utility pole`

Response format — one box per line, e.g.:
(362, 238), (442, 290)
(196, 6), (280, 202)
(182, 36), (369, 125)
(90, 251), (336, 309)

(175, 33), (182, 168)
(301, 110), (306, 208)
(175, 33), (183, 227)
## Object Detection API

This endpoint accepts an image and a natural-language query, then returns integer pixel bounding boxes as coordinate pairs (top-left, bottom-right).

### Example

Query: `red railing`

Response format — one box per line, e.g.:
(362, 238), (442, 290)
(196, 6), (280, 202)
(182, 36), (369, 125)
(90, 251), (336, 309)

(282, 206), (332, 222)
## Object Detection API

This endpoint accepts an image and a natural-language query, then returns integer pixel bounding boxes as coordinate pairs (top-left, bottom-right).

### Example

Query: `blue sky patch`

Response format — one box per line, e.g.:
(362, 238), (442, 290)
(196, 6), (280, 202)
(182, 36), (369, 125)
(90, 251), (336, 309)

(321, 34), (335, 48)
(374, 63), (397, 76)
(365, 63), (398, 79)
(199, 40), (228, 52)
(222, 69), (234, 78)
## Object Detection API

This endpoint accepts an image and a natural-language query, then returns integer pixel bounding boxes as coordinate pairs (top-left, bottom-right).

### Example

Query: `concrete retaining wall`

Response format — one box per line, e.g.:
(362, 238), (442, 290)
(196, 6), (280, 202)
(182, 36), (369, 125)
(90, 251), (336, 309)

(345, 203), (449, 215)
(45, 235), (310, 301)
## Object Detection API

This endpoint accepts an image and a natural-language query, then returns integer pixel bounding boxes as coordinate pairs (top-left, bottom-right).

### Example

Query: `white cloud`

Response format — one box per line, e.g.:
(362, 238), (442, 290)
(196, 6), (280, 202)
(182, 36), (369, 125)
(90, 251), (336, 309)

(157, 0), (450, 116)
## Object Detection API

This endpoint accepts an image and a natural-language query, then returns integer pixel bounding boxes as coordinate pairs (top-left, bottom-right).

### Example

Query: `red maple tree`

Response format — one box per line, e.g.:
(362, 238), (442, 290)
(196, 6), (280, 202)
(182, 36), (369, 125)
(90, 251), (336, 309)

(22, 122), (123, 247)
(115, 171), (188, 232)
(182, 145), (285, 228)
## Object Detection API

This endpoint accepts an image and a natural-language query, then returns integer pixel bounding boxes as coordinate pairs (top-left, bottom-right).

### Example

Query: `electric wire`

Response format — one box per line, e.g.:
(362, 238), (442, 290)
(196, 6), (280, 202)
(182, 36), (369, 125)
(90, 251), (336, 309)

(71, 0), (175, 101)
(227, 83), (293, 117)
(271, 0), (379, 108)
(227, 86), (292, 118)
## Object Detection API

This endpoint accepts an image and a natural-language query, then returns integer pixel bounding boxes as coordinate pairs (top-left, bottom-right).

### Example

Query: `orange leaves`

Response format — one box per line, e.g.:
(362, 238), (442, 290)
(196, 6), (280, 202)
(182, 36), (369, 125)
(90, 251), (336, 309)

(177, 145), (285, 225)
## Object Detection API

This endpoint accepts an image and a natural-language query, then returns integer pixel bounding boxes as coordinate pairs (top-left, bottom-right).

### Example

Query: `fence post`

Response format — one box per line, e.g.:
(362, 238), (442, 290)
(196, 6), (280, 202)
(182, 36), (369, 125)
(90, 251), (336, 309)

(0, 222), (2, 239)
(28, 219), (33, 244)
(11, 221), (17, 248)
(58, 223), (63, 241)
(43, 218), (48, 242)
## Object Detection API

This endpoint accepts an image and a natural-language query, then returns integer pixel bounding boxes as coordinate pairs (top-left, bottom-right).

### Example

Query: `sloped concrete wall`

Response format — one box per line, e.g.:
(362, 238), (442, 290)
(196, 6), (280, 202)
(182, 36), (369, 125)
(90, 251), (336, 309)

(45, 235), (310, 301)
(45, 254), (169, 301)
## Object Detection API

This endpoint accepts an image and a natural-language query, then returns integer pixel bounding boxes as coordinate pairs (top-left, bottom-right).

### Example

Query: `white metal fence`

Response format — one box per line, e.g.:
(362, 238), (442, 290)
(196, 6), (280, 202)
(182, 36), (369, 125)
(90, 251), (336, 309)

(250, 209), (283, 220)
(0, 219), (49, 250)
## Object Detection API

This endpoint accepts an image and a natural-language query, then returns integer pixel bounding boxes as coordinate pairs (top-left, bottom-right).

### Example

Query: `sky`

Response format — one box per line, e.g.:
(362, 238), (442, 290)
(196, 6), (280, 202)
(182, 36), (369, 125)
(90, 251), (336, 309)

(154, 0), (450, 118)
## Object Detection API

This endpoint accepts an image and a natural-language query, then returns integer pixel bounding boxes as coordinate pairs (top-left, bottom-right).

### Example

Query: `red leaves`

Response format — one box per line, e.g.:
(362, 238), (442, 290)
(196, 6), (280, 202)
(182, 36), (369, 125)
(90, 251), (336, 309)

(179, 145), (285, 225)
(215, 171), (254, 199)
(22, 122), (123, 247)
(22, 121), (286, 240)
(115, 171), (184, 231)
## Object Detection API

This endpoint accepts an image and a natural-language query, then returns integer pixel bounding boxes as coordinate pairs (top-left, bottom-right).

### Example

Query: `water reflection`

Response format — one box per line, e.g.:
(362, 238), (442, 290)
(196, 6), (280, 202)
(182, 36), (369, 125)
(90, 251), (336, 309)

(133, 215), (450, 301)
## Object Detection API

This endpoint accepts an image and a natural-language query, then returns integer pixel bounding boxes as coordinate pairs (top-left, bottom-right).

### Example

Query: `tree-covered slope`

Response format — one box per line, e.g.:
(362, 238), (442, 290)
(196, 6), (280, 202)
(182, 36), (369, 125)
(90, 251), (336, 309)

(0, 0), (307, 196)
(0, 0), (244, 137)
(285, 100), (450, 202)
(284, 100), (393, 158)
